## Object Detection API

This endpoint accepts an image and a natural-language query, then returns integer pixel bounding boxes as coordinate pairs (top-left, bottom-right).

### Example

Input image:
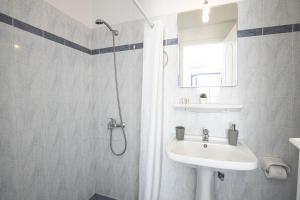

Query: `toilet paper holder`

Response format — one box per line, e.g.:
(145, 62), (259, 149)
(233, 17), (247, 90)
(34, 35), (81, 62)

(261, 157), (290, 180)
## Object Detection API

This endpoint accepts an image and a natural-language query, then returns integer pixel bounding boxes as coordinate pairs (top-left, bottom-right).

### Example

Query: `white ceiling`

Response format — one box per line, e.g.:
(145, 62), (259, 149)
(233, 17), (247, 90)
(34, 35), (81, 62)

(45, 0), (238, 28)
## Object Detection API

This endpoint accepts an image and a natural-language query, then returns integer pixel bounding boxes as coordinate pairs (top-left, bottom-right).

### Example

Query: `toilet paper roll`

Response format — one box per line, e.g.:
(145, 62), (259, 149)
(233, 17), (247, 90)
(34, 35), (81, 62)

(265, 165), (287, 180)
(261, 157), (290, 180)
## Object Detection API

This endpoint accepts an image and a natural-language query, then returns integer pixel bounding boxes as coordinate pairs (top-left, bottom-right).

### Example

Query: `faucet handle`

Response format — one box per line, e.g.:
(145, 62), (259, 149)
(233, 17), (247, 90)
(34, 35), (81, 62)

(108, 118), (116, 123)
(203, 128), (209, 135)
(108, 118), (117, 130)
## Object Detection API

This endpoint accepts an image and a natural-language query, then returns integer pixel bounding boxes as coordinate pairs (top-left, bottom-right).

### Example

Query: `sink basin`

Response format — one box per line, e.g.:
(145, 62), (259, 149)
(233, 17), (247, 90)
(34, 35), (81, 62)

(167, 136), (257, 170)
(289, 138), (300, 200)
(166, 135), (258, 200)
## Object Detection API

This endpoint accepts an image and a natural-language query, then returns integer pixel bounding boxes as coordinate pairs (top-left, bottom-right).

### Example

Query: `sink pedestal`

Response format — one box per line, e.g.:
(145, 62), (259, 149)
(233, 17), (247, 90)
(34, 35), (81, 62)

(167, 136), (258, 200)
(196, 167), (215, 200)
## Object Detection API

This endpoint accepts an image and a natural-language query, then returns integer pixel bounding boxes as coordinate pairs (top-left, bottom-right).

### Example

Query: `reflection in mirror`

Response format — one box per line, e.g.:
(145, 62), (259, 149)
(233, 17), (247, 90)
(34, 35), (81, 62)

(178, 3), (238, 87)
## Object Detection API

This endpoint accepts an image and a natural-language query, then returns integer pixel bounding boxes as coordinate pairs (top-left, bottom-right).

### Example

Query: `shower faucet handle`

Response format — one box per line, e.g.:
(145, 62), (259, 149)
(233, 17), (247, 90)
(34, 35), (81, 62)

(107, 118), (126, 130)
(108, 118), (116, 130)
(202, 129), (209, 142)
(108, 118), (116, 124)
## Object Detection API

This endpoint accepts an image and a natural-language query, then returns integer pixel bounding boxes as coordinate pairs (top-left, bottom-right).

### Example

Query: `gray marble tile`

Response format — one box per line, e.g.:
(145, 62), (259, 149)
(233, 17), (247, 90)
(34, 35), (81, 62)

(1, 1), (299, 200)
(0, 0), (11, 15)
(238, 0), (263, 30)
(42, 2), (67, 41)
(12, 27), (46, 67)
(0, 23), (13, 70)
(261, 33), (293, 73)
(263, 0), (300, 27)
(10, 0), (44, 29)
(158, 13), (298, 200)
(238, 36), (263, 68)
(294, 32), (300, 97)
(292, 97), (300, 128)
(0, 158), (22, 200)
(1, 6), (95, 200)
(93, 45), (143, 200)
(64, 15), (90, 49)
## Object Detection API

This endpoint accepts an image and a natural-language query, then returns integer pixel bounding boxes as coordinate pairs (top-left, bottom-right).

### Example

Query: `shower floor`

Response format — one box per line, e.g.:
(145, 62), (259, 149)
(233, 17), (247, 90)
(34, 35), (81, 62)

(90, 194), (116, 200)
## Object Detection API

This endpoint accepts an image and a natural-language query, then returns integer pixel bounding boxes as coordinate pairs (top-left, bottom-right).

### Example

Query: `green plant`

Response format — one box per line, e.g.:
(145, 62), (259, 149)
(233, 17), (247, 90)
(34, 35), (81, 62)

(200, 93), (207, 98)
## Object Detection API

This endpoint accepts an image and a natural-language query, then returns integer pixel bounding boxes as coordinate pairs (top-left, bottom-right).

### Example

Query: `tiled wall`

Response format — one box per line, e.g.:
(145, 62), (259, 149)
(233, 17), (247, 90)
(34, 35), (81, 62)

(91, 20), (144, 200)
(159, 1), (300, 200)
(90, 16), (180, 199)
(0, 1), (95, 200)
(1, 0), (299, 200)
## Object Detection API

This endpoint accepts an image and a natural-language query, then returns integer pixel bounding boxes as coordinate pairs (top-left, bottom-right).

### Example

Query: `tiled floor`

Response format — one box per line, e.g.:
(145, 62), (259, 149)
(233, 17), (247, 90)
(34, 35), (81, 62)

(90, 194), (116, 200)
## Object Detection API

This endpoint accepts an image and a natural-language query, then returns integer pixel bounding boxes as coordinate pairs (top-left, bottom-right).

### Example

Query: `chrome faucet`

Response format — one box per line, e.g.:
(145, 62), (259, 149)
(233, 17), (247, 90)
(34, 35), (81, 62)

(202, 129), (209, 142)
(108, 118), (126, 130)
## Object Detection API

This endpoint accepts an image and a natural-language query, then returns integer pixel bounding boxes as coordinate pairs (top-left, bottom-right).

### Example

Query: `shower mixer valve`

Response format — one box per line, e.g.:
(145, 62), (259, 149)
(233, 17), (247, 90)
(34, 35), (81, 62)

(107, 118), (126, 130)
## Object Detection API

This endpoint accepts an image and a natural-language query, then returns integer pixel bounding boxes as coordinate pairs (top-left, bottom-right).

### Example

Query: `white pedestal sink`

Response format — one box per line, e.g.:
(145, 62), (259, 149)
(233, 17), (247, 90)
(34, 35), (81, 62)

(166, 135), (258, 200)
(289, 138), (300, 200)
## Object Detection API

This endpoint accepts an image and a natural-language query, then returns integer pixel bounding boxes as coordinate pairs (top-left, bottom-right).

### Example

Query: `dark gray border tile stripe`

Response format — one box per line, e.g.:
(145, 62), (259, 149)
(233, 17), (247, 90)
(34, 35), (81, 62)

(0, 12), (91, 54)
(294, 23), (300, 32)
(65, 39), (91, 54)
(0, 12), (178, 55)
(238, 23), (299, 38)
(263, 24), (293, 35)
(99, 47), (114, 54)
(91, 49), (100, 55)
(13, 19), (43, 37)
(0, 13), (12, 25)
(238, 28), (262, 37)
(130, 42), (143, 50)
(165, 38), (178, 45)
(115, 44), (129, 52)
(90, 194), (116, 200)
(92, 39), (177, 55)
(44, 31), (64, 45)
(0, 12), (192, 56)
(2, 12), (299, 54)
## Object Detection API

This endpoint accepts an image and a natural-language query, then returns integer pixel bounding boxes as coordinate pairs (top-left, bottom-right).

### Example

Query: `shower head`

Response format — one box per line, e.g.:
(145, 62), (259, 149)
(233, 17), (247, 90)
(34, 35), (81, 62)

(95, 19), (119, 36)
(95, 19), (104, 25)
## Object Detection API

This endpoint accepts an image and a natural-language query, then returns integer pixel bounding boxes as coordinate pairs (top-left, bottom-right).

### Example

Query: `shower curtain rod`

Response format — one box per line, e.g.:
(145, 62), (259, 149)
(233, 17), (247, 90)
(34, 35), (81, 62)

(132, 0), (154, 28)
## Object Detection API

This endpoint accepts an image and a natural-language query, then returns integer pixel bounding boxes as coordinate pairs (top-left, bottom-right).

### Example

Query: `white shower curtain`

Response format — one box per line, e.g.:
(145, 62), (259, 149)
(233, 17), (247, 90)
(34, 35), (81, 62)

(139, 20), (164, 200)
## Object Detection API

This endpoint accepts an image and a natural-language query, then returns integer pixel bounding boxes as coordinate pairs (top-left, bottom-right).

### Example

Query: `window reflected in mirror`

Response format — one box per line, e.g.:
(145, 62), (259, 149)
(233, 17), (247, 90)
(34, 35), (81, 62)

(178, 3), (238, 87)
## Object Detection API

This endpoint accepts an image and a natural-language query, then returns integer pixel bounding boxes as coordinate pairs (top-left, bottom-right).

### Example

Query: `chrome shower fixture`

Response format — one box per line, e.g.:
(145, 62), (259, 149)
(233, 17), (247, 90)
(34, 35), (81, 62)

(108, 118), (126, 130)
(95, 19), (119, 36)
(95, 18), (126, 156)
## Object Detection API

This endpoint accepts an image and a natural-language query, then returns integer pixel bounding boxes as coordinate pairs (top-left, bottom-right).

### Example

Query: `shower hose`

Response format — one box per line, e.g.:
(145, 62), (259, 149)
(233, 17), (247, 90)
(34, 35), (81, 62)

(109, 33), (127, 156)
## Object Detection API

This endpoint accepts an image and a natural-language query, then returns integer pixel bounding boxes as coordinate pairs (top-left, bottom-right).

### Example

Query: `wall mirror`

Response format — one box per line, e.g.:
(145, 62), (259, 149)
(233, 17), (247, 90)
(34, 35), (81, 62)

(177, 3), (238, 87)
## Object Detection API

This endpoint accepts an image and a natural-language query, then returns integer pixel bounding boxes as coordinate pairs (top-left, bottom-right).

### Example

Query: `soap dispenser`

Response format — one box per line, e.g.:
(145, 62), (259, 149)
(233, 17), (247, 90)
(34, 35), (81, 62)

(228, 124), (239, 146)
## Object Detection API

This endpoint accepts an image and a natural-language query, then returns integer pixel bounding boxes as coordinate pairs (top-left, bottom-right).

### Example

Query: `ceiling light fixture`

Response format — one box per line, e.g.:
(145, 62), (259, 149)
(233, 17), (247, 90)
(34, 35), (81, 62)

(202, 0), (210, 23)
